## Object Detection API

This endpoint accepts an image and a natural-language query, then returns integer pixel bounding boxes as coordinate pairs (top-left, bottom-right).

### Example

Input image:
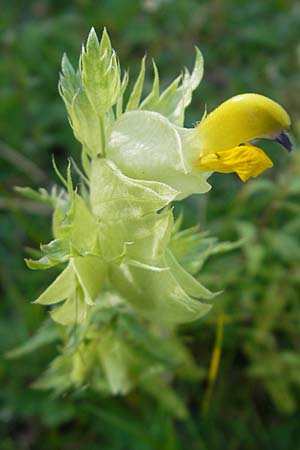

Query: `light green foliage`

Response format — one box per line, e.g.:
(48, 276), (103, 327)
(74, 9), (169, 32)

(53, 193), (98, 254)
(126, 56), (146, 112)
(140, 48), (204, 126)
(59, 27), (208, 198)
(12, 27), (226, 401)
(109, 256), (213, 323)
(29, 293), (199, 416)
(59, 28), (122, 157)
(5, 320), (59, 359)
(107, 110), (211, 199)
(90, 158), (176, 261)
(33, 263), (75, 305)
(105, 48), (209, 199)
(90, 158), (177, 220)
(59, 55), (102, 158)
(33, 255), (106, 324)
(11, 28), (299, 438)
(80, 28), (121, 116)
(170, 226), (244, 274)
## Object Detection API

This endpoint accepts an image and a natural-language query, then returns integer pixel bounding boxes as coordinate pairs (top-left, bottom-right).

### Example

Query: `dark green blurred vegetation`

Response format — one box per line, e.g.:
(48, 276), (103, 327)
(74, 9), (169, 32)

(1, 1), (300, 449)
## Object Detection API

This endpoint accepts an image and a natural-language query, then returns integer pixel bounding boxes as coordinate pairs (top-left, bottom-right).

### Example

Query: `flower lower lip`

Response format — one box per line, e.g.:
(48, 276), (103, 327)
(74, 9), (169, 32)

(275, 131), (292, 152)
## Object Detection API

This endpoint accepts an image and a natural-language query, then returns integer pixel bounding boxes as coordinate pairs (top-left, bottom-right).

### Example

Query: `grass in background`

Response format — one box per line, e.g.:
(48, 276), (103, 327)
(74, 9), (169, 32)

(1, 1), (300, 449)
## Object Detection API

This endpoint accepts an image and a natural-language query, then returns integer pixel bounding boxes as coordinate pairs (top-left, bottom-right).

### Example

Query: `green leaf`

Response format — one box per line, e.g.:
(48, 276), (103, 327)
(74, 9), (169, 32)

(53, 193), (98, 254)
(33, 263), (75, 305)
(52, 155), (68, 188)
(72, 255), (107, 304)
(139, 47), (204, 126)
(170, 227), (241, 274)
(59, 53), (81, 108)
(26, 254), (67, 270)
(14, 186), (53, 205)
(90, 159), (176, 262)
(126, 55), (146, 112)
(40, 238), (70, 260)
(190, 47), (204, 89)
(264, 229), (300, 263)
(98, 328), (132, 394)
(5, 320), (59, 359)
(98, 209), (173, 263)
(125, 210), (173, 263)
(141, 376), (188, 419)
(165, 249), (217, 300)
(110, 258), (212, 324)
(116, 71), (129, 118)
(32, 354), (74, 393)
(59, 53), (103, 157)
(152, 74), (182, 118)
(172, 47), (204, 125)
(70, 87), (102, 157)
(26, 238), (70, 270)
(50, 287), (89, 325)
(140, 59), (160, 110)
(35, 255), (106, 319)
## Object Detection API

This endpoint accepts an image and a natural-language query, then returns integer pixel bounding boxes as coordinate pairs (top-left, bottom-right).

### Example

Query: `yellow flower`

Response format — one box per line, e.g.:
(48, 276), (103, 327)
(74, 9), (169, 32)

(194, 93), (291, 181)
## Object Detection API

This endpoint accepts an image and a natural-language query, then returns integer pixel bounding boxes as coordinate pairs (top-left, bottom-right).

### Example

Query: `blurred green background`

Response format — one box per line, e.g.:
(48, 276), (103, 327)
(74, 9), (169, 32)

(1, 1), (300, 449)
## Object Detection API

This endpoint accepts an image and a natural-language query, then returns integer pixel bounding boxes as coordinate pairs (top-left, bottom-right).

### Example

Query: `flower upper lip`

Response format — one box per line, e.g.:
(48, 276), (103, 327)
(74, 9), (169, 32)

(193, 93), (292, 182)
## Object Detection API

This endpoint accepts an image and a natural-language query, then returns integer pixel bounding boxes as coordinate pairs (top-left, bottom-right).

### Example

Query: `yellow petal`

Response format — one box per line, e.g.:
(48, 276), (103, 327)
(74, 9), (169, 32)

(194, 144), (273, 182)
(195, 93), (291, 155)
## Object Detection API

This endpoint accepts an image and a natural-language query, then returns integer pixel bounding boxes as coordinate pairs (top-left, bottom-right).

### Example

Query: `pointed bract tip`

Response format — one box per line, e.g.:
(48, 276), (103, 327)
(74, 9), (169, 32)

(88, 26), (97, 39)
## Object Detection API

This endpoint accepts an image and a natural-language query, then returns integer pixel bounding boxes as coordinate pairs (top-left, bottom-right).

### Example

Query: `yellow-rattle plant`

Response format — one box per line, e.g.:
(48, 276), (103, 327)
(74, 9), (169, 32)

(12, 28), (291, 409)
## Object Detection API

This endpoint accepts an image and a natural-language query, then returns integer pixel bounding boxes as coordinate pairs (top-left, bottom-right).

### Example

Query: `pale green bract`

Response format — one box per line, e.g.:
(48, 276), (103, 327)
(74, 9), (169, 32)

(107, 110), (211, 199)
(12, 28), (239, 406)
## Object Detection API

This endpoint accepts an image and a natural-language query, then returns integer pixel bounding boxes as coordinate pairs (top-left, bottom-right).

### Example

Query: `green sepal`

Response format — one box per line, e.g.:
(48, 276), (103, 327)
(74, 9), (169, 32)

(165, 249), (217, 299)
(90, 159), (176, 262)
(14, 186), (53, 205)
(33, 263), (75, 305)
(26, 238), (70, 270)
(69, 87), (102, 157)
(139, 47), (204, 126)
(125, 209), (173, 263)
(59, 53), (81, 108)
(116, 71), (129, 118)
(59, 54), (101, 157)
(98, 327), (132, 395)
(90, 158), (177, 219)
(140, 59), (159, 110)
(53, 192), (98, 255)
(25, 254), (67, 270)
(71, 255), (107, 305)
(97, 209), (173, 263)
(5, 320), (60, 359)
(50, 287), (89, 325)
(170, 226), (242, 274)
(109, 256), (212, 324)
(35, 255), (106, 324)
(40, 238), (70, 259)
(126, 55), (146, 112)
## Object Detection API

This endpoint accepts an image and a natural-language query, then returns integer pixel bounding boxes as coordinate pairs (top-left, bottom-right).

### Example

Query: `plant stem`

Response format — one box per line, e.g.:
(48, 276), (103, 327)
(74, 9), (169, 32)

(99, 116), (106, 157)
(201, 312), (225, 416)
